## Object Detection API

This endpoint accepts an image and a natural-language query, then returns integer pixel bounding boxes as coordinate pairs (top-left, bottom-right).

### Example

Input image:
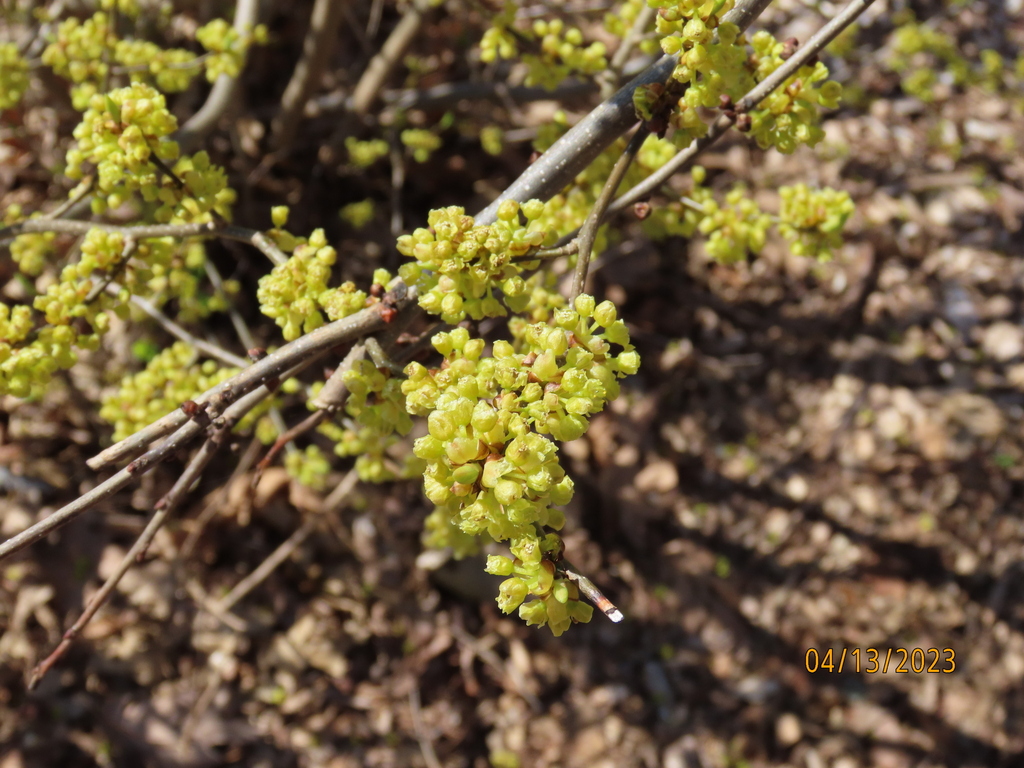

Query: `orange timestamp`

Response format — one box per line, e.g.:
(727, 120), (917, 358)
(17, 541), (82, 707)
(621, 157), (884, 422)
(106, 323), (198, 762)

(805, 647), (956, 674)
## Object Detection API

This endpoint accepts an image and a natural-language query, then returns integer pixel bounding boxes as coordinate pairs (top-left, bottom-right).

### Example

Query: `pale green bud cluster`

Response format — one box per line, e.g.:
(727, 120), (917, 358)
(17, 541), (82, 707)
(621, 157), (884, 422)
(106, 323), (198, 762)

(42, 12), (118, 109)
(99, 342), (240, 441)
(196, 19), (268, 81)
(401, 129), (443, 163)
(315, 353), (422, 483)
(339, 199), (376, 229)
(346, 137), (390, 169)
(66, 83), (179, 198)
(777, 183), (854, 261)
(257, 229), (338, 341)
(0, 43), (30, 109)
(285, 444), (332, 491)
(889, 20), (1017, 102)
(480, 4), (607, 90)
(604, 0), (663, 56)
(396, 201), (549, 324)
(746, 31), (841, 153)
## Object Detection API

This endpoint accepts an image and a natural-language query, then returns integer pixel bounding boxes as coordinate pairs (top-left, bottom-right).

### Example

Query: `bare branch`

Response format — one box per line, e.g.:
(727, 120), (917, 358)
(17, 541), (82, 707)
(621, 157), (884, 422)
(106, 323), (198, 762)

(598, 3), (657, 99)
(0, 385), (269, 563)
(174, 0), (262, 155)
(125, 292), (250, 368)
(270, 0), (347, 152)
(571, 126), (648, 300)
(86, 287), (411, 471)
(350, 0), (434, 115)
(28, 383), (259, 688)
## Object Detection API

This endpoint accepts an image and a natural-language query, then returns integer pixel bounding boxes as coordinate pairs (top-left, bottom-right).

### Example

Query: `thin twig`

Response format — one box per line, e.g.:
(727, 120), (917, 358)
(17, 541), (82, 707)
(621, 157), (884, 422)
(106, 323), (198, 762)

(84, 234), (137, 303)
(599, 3), (657, 99)
(389, 130), (405, 238)
(270, 0), (347, 153)
(409, 687), (443, 768)
(350, 0), (433, 115)
(85, 287), (409, 471)
(44, 176), (95, 220)
(560, 558), (623, 623)
(28, 408), (242, 688)
(175, 0), (262, 154)
(0, 368), (308, 563)
(609, 0), (877, 214)
(570, 125), (648, 300)
(211, 513), (317, 613)
(179, 436), (263, 559)
(251, 409), (327, 489)
(125, 291), (250, 368)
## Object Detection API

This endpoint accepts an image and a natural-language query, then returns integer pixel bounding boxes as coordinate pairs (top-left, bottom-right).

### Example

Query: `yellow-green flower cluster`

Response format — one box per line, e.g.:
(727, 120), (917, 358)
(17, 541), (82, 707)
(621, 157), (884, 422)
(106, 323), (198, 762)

(99, 341), (240, 441)
(346, 137), (389, 169)
(100, 0), (141, 16)
(480, 4), (607, 90)
(6, 205), (57, 276)
(643, 167), (772, 263)
(634, 2), (753, 148)
(42, 11), (264, 108)
(604, 0), (662, 56)
(889, 21), (1011, 101)
(480, 125), (504, 156)
(745, 31), (842, 153)
(115, 38), (201, 93)
(285, 444), (332, 491)
(397, 201), (549, 324)
(401, 129), (442, 163)
(639, 5), (842, 153)
(62, 81), (235, 220)
(257, 229), (338, 341)
(65, 83), (180, 200)
(485, 538), (594, 636)
(777, 184), (854, 261)
(316, 356), (421, 483)
(402, 299), (638, 633)
(1, 263), (118, 398)
(196, 19), (268, 81)
(340, 199), (376, 229)
(0, 43), (30, 109)
(42, 12), (118, 109)
(0, 302), (39, 397)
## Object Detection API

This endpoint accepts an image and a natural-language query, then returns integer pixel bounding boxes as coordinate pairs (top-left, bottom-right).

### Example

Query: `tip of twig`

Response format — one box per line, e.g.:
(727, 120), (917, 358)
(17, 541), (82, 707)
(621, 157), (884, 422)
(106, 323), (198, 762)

(606, 608), (624, 623)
